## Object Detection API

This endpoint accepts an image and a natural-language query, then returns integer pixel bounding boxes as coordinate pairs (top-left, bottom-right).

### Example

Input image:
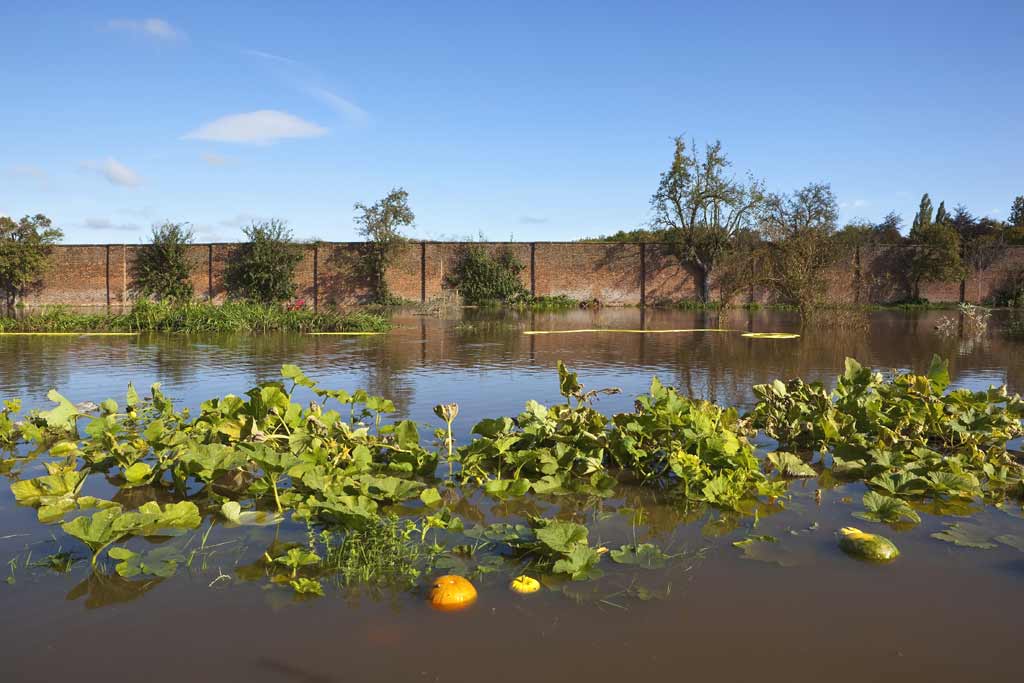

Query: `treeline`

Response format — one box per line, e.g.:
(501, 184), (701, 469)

(0, 189), (415, 310)
(590, 137), (1024, 314)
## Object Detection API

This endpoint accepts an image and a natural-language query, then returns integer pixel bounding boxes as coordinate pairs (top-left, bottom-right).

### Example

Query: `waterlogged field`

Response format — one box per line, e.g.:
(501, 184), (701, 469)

(2, 308), (1024, 683)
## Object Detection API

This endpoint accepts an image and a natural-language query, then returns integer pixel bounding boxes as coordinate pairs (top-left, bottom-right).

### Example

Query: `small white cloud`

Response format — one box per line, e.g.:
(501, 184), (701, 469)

(200, 152), (229, 166)
(81, 158), (143, 187)
(182, 110), (328, 145)
(107, 18), (183, 41)
(83, 217), (141, 232)
(307, 87), (369, 125)
(519, 215), (549, 225)
(840, 199), (869, 210)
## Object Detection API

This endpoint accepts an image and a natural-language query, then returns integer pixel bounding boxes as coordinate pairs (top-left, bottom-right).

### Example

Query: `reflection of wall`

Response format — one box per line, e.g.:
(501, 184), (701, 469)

(20, 242), (1024, 309)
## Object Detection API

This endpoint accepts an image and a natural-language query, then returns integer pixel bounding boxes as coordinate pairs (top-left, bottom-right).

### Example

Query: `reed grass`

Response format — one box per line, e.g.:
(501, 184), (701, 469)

(0, 300), (391, 334)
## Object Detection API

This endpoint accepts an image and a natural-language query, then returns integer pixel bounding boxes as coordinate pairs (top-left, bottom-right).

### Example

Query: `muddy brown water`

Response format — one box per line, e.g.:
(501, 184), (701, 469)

(1, 308), (1023, 683)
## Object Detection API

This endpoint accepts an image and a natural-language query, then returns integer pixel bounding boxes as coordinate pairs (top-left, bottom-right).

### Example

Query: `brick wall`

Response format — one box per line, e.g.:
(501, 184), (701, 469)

(18, 242), (1024, 309)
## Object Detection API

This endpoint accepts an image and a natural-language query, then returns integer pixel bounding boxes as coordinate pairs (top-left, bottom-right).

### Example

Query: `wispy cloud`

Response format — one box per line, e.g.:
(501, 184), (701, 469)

(307, 87), (369, 125)
(82, 217), (141, 232)
(243, 49), (301, 66)
(840, 199), (869, 210)
(218, 213), (264, 229)
(519, 216), (549, 225)
(107, 18), (183, 41)
(200, 152), (229, 166)
(242, 49), (369, 126)
(81, 158), (143, 187)
(7, 165), (52, 190)
(182, 110), (328, 145)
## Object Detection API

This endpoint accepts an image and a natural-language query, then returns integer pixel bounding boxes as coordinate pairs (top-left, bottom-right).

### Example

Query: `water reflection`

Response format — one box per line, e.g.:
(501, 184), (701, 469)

(2, 309), (1021, 423)
(2, 308), (1024, 682)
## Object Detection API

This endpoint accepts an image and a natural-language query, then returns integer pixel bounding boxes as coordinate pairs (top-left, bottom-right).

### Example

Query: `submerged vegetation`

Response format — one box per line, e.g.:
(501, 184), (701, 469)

(0, 300), (390, 334)
(2, 356), (1023, 605)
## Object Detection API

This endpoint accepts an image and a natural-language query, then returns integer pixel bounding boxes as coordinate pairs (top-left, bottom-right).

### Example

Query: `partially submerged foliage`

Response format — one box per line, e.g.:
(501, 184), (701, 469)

(3, 354), (1023, 604)
(750, 355), (1024, 517)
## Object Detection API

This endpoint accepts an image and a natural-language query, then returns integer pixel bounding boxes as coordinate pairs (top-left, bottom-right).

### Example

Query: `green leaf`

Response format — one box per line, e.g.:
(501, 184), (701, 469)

(767, 451), (817, 477)
(419, 487), (443, 507)
(552, 545), (603, 580)
(289, 577), (324, 596)
(126, 384), (139, 408)
(39, 390), (81, 430)
(281, 364), (317, 389)
(11, 471), (84, 505)
(926, 354), (950, 391)
(854, 491), (921, 525)
(609, 543), (669, 569)
(557, 360), (582, 399)
(535, 520), (589, 554)
(123, 462), (152, 485)
(109, 545), (184, 578)
(61, 507), (124, 551)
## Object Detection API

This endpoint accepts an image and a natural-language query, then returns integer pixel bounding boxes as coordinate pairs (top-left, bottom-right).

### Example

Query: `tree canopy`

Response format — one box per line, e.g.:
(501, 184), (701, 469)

(0, 214), (63, 308)
(650, 137), (765, 302)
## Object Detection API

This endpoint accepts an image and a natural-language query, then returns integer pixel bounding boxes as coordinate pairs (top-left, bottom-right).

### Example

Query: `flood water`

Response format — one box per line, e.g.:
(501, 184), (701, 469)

(2, 308), (1023, 683)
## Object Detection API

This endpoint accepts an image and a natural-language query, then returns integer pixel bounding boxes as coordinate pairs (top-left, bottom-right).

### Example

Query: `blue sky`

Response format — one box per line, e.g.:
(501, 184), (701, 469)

(2, 1), (1022, 243)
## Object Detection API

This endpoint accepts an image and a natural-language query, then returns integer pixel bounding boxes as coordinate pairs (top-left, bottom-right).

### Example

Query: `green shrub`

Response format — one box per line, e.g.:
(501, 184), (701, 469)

(445, 245), (529, 305)
(133, 222), (195, 301)
(226, 220), (303, 303)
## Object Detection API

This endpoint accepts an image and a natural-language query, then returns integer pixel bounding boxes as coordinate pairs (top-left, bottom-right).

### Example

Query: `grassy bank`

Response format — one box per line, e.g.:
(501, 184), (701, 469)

(0, 300), (391, 334)
(652, 299), (966, 312)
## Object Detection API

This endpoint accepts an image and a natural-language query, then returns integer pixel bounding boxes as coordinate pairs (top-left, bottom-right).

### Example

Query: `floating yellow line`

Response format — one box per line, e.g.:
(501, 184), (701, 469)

(0, 332), (138, 336)
(742, 332), (801, 339)
(307, 331), (387, 336)
(524, 328), (733, 335)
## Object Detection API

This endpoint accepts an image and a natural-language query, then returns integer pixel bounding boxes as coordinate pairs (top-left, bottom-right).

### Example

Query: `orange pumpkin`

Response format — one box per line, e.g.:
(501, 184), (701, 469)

(429, 575), (477, 611)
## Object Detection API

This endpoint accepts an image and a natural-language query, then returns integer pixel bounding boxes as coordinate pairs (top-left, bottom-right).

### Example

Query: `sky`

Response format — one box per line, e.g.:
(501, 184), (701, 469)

(1, 1), (1022, 244)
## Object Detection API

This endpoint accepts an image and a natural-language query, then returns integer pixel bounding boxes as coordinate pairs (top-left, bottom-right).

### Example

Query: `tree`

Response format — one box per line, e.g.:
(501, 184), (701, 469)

(911, 193), (934, 231)
(650, 137), (765, 302)
(225, 219), (303, 303)
(949, 206), (1000, 268)
(711, 228), (766, 308)
(133, 222), (195, 301)
(354, 188), (414, 303)
(1010, 195), (1024, 228)
(905, 195), (962, 300)
(759, 182), (840, 318)
(874, 211), (905, 243)
(835, 211), (904, 250)
(0, 213), (63, 309)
